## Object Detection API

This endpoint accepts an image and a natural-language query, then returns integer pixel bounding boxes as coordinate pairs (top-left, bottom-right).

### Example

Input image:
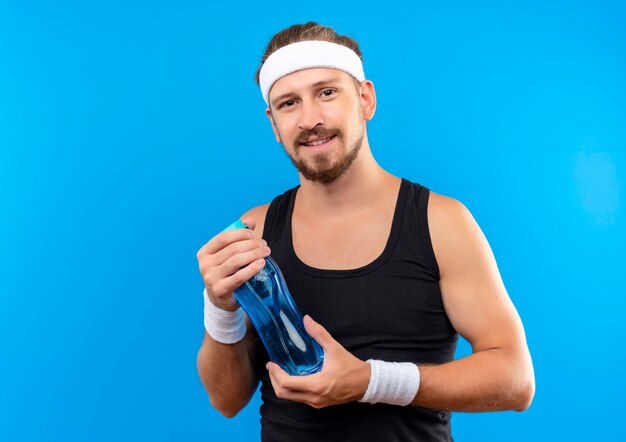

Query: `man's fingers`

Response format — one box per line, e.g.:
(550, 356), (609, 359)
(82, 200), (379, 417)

(212, 237), (268, 267)
(202, 227), (254, 255)
(271, 387), (318, 407)
(267, 362), (327, 407)
(267, 362), (292, 385)
(217, 244), (271, 279)
(199, 217), (261, 257)
(303, 315), (336, 351)
(219, 257), (268, 293)
(266, 362), (309, 393)
(240, 218), (257, 231)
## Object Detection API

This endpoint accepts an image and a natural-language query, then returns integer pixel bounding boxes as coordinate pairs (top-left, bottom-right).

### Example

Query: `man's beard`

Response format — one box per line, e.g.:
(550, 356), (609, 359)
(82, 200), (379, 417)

(285, 126), (364, 184)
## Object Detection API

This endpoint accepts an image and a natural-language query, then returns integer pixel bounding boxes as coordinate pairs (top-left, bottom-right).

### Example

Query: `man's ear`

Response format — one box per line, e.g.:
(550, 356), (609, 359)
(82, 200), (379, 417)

(265, 107), (282, 143)
(359, 80), (377, 121)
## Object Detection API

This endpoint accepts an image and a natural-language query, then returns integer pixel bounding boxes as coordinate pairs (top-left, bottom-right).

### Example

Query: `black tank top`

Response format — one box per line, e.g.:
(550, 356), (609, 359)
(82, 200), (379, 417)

(256, 178), (458, 442)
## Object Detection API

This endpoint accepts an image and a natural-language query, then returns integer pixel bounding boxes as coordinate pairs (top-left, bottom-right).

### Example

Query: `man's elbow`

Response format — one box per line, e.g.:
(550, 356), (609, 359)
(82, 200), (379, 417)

(512, 373), (535, 412)
(209, 396), (247, 419)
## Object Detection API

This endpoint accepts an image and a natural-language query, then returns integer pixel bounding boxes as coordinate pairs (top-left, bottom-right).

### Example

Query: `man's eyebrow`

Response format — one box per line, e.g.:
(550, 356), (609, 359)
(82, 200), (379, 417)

(270, 79), (342, 107)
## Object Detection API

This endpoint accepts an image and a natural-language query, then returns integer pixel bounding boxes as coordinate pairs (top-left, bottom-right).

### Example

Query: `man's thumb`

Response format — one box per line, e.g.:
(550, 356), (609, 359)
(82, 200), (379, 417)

(304, 315), (334, 349)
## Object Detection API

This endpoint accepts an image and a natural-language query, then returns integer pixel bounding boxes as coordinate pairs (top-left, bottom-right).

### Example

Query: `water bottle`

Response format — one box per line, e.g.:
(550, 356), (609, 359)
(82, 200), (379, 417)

(223, 219), (324, 376)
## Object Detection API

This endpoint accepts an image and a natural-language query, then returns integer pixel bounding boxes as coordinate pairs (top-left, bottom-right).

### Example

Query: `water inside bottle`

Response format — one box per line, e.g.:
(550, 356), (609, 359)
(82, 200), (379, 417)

(234, 257), (324, 375)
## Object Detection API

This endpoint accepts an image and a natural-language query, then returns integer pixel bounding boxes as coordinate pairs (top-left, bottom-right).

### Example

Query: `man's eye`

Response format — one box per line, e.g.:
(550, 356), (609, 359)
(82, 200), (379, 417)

(322, 89), (334, 97)
(280, 99), (296, 108)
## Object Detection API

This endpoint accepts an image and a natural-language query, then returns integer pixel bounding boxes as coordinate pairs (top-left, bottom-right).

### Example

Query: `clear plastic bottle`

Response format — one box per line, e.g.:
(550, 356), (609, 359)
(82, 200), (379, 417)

(223, 219), (324, 376)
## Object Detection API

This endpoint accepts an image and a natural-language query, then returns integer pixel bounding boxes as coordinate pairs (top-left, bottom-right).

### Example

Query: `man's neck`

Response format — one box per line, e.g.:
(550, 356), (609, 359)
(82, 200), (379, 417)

(295, 146), (399, 218)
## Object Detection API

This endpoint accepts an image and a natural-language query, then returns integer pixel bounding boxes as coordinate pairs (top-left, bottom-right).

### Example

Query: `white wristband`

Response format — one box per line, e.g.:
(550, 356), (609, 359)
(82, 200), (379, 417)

(358, 359), (421, 406)
(203, 288), (246, 344)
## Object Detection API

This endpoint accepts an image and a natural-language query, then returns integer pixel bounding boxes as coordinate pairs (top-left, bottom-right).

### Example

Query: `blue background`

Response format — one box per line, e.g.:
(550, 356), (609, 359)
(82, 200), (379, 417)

(1, 1), (624, 440)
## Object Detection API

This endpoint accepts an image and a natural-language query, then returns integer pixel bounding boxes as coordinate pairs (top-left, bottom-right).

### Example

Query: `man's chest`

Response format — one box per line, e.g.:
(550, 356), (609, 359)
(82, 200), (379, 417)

(290, 209), (395, 270)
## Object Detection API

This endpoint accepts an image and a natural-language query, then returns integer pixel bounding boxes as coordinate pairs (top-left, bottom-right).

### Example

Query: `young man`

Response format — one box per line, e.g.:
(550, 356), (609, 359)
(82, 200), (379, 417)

(196, 22), (535, 441)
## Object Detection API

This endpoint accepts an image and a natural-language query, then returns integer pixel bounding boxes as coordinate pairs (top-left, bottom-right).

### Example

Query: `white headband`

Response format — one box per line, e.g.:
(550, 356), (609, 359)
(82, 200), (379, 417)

(259, 40), (365, 105)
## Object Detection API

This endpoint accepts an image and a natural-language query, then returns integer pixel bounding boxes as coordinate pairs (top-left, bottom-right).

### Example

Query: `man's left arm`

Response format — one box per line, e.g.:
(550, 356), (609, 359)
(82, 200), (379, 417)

(412, 193), (535, 411)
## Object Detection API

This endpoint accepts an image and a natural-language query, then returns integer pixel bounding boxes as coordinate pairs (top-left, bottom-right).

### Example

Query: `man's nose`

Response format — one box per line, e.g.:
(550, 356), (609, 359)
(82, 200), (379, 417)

(297, 100), (324, 130)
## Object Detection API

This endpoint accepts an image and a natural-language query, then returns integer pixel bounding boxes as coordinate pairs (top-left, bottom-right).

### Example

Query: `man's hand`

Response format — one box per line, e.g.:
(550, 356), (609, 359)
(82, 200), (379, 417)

(197, 218), (271, 311)
(266, 315), (371, 409)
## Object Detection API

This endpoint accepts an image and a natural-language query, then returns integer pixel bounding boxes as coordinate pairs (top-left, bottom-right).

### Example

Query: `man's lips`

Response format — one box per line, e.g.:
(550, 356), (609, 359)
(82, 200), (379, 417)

(300, 135), (337, 148)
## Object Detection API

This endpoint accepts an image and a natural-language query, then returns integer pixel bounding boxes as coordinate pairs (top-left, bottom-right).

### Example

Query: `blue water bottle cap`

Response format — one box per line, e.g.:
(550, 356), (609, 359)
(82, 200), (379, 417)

(223, 219), (248, 232)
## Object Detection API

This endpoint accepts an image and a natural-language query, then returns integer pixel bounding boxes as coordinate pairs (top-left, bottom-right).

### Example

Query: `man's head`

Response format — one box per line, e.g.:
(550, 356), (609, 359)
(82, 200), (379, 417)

(255, 22), (376, 184)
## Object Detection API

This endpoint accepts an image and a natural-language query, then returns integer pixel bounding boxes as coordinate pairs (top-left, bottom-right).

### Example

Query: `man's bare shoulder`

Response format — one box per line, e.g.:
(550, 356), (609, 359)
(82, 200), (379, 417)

(427, 191), (473, 227)
(427, 191), (484, 277)
(240, 203), (271, 239)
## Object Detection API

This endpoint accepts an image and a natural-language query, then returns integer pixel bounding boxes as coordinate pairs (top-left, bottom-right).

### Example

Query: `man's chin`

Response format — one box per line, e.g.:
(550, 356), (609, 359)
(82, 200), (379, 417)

(297, 164), (349, 184)
(288, 141), (361, 184)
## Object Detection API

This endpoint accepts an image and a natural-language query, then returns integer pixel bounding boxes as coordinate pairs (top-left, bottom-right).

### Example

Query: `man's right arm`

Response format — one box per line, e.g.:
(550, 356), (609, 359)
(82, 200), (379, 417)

(196, 205), (270, 418)
(196, 319), (259, 417)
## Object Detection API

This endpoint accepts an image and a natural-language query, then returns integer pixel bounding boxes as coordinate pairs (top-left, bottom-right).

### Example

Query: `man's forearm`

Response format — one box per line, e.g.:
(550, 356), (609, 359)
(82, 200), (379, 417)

(412, 347), (535, 412)
(196, 330), (258, 418)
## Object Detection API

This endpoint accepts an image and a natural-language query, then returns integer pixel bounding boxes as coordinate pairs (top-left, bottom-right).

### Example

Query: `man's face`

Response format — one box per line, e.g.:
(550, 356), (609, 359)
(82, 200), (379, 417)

(266, 68), (373, 184)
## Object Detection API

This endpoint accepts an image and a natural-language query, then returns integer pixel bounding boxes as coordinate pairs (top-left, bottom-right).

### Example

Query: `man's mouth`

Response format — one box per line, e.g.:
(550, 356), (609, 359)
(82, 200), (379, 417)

(301, 135), (337, 147)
